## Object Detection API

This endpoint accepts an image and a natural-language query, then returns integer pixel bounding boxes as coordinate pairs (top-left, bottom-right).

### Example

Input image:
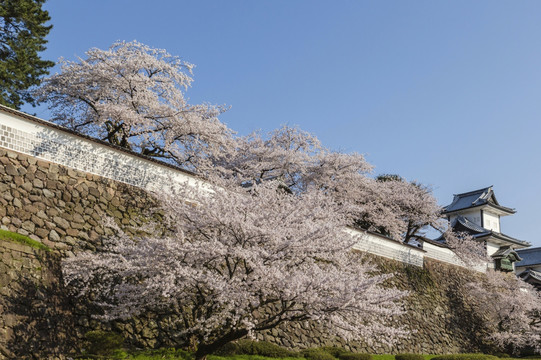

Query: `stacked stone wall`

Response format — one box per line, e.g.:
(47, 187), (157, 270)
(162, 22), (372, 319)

(0, 148), (158, 255)
(0, 149), (497, 358)
(0, 148), (170, 359)
(255, 256), (492, 355)
(0, 240), (75, 360)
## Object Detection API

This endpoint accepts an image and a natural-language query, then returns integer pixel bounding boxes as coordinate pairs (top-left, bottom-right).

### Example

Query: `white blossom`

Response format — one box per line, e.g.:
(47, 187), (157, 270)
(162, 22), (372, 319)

(467, 270), (541, 354)
(36, 40), (233, 170)
(63, 181), (408, 359)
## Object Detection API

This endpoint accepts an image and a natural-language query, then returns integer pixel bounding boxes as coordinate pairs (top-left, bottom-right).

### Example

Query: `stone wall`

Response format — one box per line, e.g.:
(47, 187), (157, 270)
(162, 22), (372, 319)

(0, 239), (75, 360)
(0, 148), (169, 359)
(0, 148), (497, 358)
(255, 255), (492, 355)
(0, 148), (158, 255)
(0, 106), (204, 193)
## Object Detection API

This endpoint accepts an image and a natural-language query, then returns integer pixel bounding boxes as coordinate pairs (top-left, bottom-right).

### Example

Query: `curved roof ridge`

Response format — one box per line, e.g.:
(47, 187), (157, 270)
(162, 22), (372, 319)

(452, 186), (493, 197)
(455, 215), (490, 234)
(443, 186), (515, 214)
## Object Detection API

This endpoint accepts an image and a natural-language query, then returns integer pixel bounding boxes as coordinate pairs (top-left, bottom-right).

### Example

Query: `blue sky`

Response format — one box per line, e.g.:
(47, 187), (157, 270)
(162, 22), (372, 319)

(24, 0), (541, 247)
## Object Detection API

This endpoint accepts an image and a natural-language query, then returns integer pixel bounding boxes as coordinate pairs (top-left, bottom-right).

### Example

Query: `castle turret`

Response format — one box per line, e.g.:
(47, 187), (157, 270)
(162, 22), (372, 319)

(443, 186), (530, 271)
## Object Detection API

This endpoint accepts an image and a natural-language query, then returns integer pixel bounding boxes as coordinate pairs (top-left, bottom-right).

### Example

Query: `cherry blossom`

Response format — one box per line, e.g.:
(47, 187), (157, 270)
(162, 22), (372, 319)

(467, 270), (541, 354)
(63, 181), (408, 359)
(36, 40), (233, 170)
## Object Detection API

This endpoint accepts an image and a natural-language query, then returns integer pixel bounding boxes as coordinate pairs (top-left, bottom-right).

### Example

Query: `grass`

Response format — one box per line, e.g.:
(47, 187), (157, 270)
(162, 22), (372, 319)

(209, 356), (305, 360)
(74, 355), (541, 360)
(0, 228), (50, 251)
(373, 356), (435, 360)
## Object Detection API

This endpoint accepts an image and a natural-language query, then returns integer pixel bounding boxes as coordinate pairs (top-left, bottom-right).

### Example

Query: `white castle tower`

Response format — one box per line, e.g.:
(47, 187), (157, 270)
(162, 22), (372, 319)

(442, 186), (530, 271)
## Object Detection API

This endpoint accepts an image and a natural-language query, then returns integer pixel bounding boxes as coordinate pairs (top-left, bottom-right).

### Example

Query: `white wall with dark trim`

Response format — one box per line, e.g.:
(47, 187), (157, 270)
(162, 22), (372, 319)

(0, 107), (485, 272)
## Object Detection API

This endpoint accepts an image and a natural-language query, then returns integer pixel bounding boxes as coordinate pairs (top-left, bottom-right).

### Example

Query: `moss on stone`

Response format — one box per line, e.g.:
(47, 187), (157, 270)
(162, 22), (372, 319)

(0, 229), (50, 251)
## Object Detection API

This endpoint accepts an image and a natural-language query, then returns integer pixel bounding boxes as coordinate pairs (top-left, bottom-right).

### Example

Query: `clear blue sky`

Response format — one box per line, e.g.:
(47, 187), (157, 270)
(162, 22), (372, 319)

(23, 0), (541, 247)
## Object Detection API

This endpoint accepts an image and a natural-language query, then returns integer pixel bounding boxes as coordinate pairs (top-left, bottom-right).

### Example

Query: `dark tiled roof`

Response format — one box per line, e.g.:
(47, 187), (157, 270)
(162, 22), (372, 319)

(443, 186), (515, 214)
(489, 232), (530, 247)
(515, 247), (541, 267)
(450, 216), (530, 247)
(490, 246), (522, 261)
(518, 268), (541, 288)
(453, 215), (490, 235)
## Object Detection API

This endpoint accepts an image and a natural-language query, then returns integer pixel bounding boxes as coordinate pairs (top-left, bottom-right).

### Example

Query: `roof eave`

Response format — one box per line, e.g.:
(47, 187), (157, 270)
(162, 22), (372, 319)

(443, 202), (516, 216)
(474, 232), (530, 248)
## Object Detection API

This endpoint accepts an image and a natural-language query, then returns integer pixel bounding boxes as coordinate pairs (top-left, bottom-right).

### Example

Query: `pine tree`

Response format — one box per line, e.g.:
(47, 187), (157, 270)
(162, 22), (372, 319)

(0, 0), (54, 109)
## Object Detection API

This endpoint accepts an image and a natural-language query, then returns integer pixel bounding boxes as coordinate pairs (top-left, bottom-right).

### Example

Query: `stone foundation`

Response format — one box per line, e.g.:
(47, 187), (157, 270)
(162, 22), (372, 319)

(255, 256), (492, 354)
(0, 149), (497, 358)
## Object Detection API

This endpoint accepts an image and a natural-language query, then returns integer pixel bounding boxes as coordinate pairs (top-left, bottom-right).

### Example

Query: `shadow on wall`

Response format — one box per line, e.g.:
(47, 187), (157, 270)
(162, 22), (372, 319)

(1, 250), (78, 359)
(423, 261), (493, 354)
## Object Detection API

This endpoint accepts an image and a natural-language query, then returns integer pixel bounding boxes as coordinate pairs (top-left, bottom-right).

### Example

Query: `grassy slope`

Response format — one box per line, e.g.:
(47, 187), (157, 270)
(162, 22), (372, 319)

(84, 355), (541, 360)
(0, 228), (50, 251)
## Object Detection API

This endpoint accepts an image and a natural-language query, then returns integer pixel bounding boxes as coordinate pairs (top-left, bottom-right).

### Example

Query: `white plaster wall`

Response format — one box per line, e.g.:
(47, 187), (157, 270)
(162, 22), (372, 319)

(423, 242), (465, 267)
(486, 242), (500, 257)
(0, 111), (209, 193)
(0, 108), (492, 272)
(423, 242), (487, 272)
(347, 228), (425, 267)
(483, 212), (500, 232)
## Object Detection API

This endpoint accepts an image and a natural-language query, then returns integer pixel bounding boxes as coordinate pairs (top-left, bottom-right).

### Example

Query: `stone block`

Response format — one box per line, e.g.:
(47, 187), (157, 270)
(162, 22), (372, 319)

(21, 221), (35, 233)
(13, 176), (23, 186)
(4, 164), (17, 176)
(35, 228), (49, 239)
(72, 213), (85, 224)
(48, 230), (60, 242)
(36, 160), (50, 169)
(18, 210), (31, 221)
(53, 216), (70, 230)
(42, 189), (55, 198)
(33, 178), (44, 188)
(49, 163), (59, 174)
(12, 198), (22, 208)
(88, 187), (100, 197)
(66, 228), (79, 237)
(0, 183), (9, 193)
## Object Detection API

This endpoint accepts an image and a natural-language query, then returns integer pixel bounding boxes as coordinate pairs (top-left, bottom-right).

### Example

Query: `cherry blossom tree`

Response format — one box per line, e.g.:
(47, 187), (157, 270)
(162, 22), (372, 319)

(466, 270), (541, 354)
(35, 40), (233, 170)
(208, 127), (442, 242)
(442, 228), (488, 267)
(63, 181), (408, 360)
(356, 175), (443, 242)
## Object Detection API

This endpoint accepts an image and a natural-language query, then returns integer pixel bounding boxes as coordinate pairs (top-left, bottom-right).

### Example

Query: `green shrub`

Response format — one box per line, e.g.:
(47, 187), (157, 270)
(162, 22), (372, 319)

(129, 347), (192, 359)
(395, 354), (425, 360)
(245, 340), (291, 357)
(301, 348), (337, 360)
(84, 330), (124, 357)
(338, 353), (373, 360)
(319, 347), (347, 358)
(431, 354), (499, 360)
(214, 340), (295, 358)
(213, 342), (239, 356)
(111, 349), (129, 359)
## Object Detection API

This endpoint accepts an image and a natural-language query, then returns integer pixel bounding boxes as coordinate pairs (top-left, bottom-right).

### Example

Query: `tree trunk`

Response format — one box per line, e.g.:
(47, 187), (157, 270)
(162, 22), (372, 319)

(194, 329), (249, 360)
